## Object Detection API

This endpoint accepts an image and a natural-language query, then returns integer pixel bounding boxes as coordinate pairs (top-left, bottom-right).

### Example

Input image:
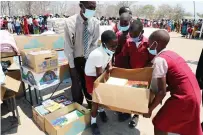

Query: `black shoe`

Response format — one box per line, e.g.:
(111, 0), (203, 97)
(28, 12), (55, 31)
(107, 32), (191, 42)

(91, 123), (101, 135)
(129, 115), (139, 128)
(99, 111), (108, 123)
(201, 122), (203, 131)
(118, 112), (131, 122)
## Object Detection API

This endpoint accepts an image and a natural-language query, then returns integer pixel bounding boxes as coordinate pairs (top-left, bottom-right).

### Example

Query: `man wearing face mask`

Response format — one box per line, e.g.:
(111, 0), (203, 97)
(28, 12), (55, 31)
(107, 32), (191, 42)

(122, 20), (153, 128)
(64, 1), (100, 108)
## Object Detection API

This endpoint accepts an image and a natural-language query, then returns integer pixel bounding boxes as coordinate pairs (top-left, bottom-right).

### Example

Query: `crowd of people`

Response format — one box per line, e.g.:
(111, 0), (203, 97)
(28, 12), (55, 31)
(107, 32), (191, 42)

(1, 11), (202, 39)
(0, 14), (69, 35)
(100, 16), (203, 39)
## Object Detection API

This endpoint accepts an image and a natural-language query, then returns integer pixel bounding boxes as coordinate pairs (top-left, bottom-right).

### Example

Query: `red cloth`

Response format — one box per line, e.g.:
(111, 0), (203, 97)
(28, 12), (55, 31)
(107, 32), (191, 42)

(115, 31), (130, 68)
(187, 27), (193, 34)
(23, 18), (29, 35)
(33, 19), (39, 26)
(122, 36), (151, 68)
(85, 75), (97, 94)
(153, 51), (202, 135)
(113, 23), (119, 33)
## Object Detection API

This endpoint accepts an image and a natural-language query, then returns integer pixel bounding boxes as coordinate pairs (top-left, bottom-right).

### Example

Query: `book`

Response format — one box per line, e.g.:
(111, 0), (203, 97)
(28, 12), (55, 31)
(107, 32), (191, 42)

(42, 99), (55, 108)
(51, 116), (68, 127)
(45, 102), (61, 112)
(35, 105), (49, 116)
(126, 81), (148, 88)
(106, 77), (128, 86)
(64, 110), (84, 124)
(53, 95), (67, 103)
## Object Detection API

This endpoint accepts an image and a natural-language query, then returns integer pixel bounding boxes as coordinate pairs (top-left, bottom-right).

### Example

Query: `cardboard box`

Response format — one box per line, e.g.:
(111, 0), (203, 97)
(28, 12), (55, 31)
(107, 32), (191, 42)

(21, 66), (59, 90)
(14, 35), (64, 50)
(21, 48), (58, 73)
(1, 70), (22, 103)
(32, 106), (46, 131)
(44, 103), (90, 135)
(93, 67), (154, 114)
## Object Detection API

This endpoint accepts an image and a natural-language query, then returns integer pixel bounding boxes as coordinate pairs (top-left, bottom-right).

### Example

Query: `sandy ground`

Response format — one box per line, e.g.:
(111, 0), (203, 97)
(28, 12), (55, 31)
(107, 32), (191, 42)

(1, 32), (203, 135)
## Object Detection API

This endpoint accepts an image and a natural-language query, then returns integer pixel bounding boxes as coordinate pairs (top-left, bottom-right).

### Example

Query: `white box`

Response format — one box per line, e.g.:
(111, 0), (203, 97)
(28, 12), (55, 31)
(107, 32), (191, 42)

(21, 66), (59, 90)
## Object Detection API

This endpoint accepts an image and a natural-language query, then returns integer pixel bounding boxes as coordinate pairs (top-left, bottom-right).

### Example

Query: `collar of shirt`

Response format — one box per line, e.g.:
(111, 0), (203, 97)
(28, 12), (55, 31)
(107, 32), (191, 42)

(78, 13), (92, 24)
(128, 36), (148, 48)
(151, 48), (167, 63)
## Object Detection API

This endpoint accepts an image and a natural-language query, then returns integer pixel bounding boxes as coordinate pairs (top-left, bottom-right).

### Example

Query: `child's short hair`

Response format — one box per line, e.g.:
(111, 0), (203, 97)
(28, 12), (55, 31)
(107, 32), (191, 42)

(101, 30), (117, 45)
(130, 20), (143, 32)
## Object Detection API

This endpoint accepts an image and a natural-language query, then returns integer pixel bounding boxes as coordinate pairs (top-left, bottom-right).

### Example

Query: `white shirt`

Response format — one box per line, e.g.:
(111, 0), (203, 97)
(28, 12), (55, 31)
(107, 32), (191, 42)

(150, 49), (168, 92)
(85, 46), (112, 76)
(64, 14), (100, 68)
(28, 18), (33, 25)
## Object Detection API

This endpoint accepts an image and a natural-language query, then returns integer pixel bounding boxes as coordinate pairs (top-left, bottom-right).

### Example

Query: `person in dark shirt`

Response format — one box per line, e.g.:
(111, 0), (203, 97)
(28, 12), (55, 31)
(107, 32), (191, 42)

(196, 49), (203, 130)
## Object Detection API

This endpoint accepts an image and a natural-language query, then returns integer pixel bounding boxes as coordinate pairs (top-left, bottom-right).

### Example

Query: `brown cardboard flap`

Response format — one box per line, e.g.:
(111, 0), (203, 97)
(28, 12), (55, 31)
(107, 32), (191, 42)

(2, 70), (22, 93)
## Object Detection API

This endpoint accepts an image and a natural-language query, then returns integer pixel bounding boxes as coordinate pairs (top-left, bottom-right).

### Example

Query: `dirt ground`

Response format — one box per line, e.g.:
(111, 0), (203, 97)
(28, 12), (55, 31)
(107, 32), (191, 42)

(1, 32), (203, 135)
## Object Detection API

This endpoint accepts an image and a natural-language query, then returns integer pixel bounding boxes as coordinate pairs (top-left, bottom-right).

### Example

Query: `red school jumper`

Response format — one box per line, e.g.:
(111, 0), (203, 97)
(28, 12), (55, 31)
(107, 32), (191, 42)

(153, 50), (202, 135)
(122, 36), (152, 68)
(114, 31), (130, 68)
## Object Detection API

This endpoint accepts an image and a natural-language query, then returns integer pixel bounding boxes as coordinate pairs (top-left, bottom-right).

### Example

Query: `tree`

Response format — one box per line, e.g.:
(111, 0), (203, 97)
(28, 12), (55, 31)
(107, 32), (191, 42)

(142, 4), (155, 19)
(155, 4), (173, 19)
(172, 4), (185, 20)
(197, 13), (203, 18)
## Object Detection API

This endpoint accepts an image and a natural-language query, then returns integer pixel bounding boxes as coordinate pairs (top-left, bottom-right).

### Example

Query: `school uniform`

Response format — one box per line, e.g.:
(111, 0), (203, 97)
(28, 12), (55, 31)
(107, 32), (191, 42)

(152, 49), (202, 135)
(122, 36), (152, 68)
(113, 23), (119, 33)
(114, 31), (130, 68)
(85, 46), (112, 94)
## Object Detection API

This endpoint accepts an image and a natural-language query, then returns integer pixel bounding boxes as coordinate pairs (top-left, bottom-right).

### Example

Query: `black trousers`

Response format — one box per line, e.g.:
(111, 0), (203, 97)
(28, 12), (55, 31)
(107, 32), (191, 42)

(70, 57), (92, 106)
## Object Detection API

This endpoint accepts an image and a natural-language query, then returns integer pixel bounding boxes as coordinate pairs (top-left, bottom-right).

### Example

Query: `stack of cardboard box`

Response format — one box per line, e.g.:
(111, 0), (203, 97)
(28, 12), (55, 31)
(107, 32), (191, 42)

(20, 48), (60, 90)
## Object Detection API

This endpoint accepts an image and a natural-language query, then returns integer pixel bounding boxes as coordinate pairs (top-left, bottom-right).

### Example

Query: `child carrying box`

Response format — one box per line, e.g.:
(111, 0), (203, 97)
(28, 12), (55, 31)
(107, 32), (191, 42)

(84, 30), (118, 135)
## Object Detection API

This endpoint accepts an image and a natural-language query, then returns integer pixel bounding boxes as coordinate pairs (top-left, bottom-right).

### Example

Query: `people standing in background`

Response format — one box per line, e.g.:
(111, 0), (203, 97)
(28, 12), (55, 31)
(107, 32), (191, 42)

(181, 19), (188, 37)
(15, 17), (21, 35)
(23, 16), (29, 35)
(2, 17), (8, 30)
(7, 17), (13, 33)
(64, 1), (100, 108)
(144, 30), (202, 135)
(28, 16), (33, 34)
(33, 18), (39, 34)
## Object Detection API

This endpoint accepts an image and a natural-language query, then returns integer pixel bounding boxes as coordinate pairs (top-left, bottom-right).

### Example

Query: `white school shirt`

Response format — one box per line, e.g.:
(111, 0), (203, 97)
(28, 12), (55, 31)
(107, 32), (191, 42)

(150, 49), (168, 92)
(85, 46), (112, 77)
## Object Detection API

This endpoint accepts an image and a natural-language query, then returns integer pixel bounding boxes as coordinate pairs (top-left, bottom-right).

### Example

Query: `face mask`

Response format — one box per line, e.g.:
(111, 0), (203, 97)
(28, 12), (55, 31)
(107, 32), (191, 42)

(82, 5), (95, 19)
(131, 32), (141, 43)
(118, 23), (130, 32)
(148, 41), (158, 55)
(103, 43), (115, 55)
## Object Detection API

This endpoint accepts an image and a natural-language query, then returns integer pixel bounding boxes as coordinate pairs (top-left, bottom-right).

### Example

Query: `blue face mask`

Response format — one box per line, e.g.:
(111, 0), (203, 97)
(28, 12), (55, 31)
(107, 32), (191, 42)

(118, 23), (130, 32)
(83, 8), (96, 19)
(148, 41), (158, 55)
(103, 44), (115, 55)
(131, 32), (141, 43)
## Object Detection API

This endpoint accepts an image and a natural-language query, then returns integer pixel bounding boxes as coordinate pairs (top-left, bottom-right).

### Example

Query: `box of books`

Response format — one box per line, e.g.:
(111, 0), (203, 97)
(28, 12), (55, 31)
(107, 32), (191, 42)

(32, 97), (72, 131)
(44, 103), (90, 135)
(20, 66), (59, 90)
(21, 48), (58, 73)
(93, 67), (154, 114)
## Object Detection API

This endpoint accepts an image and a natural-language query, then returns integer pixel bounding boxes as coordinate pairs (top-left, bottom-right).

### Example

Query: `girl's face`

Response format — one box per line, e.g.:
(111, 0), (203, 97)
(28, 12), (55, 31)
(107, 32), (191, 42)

(106, 39), (118, 52)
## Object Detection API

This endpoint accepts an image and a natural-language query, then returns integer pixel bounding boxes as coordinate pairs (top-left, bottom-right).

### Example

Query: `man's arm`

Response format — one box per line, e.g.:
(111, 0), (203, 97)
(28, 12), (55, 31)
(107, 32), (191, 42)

(64, 22), (75, 68)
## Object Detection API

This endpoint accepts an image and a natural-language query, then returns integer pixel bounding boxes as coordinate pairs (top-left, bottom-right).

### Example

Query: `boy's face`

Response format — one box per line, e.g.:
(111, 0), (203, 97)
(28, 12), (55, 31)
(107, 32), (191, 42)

(106, 39), (118, 52)
(120, 19), (130, 27)
(129, 26), (143, 38)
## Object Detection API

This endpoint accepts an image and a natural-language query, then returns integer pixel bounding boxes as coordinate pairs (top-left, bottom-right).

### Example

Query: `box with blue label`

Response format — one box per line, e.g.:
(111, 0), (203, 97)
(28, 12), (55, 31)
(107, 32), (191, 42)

(20, 66), (59, 90)
(21, 48), (58, 73)
(44, 103), (90, 135)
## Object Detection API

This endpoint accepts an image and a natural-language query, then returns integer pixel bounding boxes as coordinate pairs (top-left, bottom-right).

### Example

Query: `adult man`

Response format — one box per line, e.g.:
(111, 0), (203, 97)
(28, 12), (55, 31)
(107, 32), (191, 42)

(64, 1), (100, 108)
